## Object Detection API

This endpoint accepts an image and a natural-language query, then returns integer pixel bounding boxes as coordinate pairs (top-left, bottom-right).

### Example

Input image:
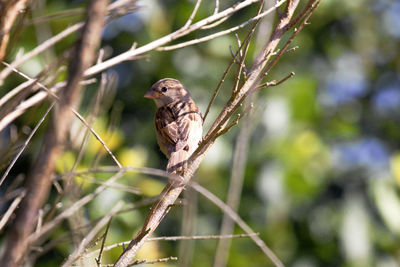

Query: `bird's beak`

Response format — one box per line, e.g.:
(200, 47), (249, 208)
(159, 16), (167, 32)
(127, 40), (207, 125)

(144, 89), (158, 99)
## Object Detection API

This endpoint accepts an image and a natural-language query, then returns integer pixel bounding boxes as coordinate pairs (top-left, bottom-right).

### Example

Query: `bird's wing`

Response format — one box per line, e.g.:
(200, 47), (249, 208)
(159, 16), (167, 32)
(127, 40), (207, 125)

(156, 100), (202, 153)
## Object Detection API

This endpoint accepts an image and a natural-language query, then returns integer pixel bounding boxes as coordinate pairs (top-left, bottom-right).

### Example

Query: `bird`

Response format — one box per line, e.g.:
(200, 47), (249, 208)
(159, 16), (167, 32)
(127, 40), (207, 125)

(144, 78), (203, 174)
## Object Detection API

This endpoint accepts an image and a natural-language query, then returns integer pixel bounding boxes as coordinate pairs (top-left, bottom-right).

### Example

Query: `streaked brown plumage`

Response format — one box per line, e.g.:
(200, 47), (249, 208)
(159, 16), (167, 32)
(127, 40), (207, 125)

(144, 78), (203, 173)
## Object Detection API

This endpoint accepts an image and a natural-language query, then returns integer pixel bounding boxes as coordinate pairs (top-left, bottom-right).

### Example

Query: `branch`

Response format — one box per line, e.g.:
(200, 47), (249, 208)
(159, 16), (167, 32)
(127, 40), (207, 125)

(61, 201), (123, 267)
(113, 1), (322, 266)
(0, 0), (139, 84)
(0, 102), (55, 187)
(0, 62), (121, 167)
(83, 0), (261, 77)
(0, 0), (264, 128)
(0, 190), (26, 231)
(182, 0), (202, 29)
(0, 0), (109, 265)
(214, 98), (254, 267)
(27, 171), (125, 246)
(0, 0), (30, 61)
(256, 71), (295, 90)
(157, 0), (284, 51)
(96, 217), (113, 266)
(85, 233), (259, 259)
(191, 182), (284, 267)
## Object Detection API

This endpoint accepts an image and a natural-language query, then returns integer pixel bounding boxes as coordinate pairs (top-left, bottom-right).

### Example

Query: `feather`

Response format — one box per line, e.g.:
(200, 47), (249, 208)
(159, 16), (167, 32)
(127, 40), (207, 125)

(155, 99), (202, 174)
(167, 150), (190, 174)
(146, 78), (203, 174)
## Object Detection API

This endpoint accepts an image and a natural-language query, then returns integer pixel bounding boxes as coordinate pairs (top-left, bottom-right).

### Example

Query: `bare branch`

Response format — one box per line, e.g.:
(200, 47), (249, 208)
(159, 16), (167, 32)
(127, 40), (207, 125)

(214, 97), (254, 267)
(0, 22), (83, 84)
(0, 63), (122, 167)
(200, 15), (229, 30)
(0, 0), (30, 61)
(1, 0), (109, 265)
(202, 4), (263, 124)
(112, 1), (321, 266)
(61, 201), (123, 267)
(0, 190), (26, 231)
(256, 71), (295, 90)
(85, 233), (258, 259)
(182, 0), (202, 29)
(0, 0), (267, 129)
(152, 233), (259, 242)
(27, 196), (157, 263)
(0, 0), (139, 84)
(96, 217), (113, 267)
(191, 182), (284, 267)
(25, 8), (85, 26)
(157, 0), (283, 52)
(0, 64), (96, 132)
(28, 171), (125, 245)
(261, 0), (321, 77)
(0, 102), (55, 187)
(128, 256), (178, 266)
(84, 0), (262, 77)
(68, 174), (141, 195)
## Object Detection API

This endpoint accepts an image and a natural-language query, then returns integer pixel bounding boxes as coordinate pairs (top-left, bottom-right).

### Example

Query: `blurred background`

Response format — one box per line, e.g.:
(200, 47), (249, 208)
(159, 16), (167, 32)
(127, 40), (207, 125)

(0, 0), (400, 266)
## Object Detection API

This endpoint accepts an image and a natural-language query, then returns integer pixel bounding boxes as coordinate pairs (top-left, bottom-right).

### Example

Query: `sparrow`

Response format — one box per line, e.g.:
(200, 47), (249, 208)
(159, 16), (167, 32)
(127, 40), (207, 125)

(144, 78), (203, 174)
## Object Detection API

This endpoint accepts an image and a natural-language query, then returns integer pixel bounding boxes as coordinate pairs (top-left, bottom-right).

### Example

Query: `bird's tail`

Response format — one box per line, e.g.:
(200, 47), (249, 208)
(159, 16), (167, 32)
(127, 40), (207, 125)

(167, 150), (190, 174)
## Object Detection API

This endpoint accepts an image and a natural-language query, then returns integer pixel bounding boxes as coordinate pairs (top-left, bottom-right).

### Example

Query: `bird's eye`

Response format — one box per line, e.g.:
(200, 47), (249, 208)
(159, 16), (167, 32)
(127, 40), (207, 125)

(161, 86), (168, 93)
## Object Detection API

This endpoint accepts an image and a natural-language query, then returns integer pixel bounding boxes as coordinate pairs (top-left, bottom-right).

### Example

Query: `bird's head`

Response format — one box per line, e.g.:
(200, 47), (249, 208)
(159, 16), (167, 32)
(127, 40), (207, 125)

(144, 78), (190, 107)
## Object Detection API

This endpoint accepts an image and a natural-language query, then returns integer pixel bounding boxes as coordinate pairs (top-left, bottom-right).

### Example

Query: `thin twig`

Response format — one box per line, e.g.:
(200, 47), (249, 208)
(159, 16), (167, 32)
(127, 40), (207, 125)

(112, 1), (313, 265)
(213, 0), (220, 15)
(0, 102), (55, 187)
(0, 22), (83, 84)
(84, 0), (262, 76)
(102, 257), (178, 266)
(28, 171), (125, 245)
(200, 15), (229, 30)
(256, 71), (295, 90)
(61, 201), (123, 267)
(0, 0), (139, 83)
(25, 8), (85, 26)
(27, 196), (157, 263)
(0, 190), (26, 231)
(68, 174), (141, 195)
(96, 217), (113, 267)
(1, 1), (109, 264)
(0, 62), (122, 167)
(232, 2), (264, 94)
(127, 256), (178, 266)
(0, 187), (25, 206)
(85, 233), (258, 258)
(202, 6), (263, 124)
(261, 0), (321, 77)
(56, 166), (182, 183)
(215, 113), (242, 137)
(0, 0), (266, 129)
(213, 96), (254, 267)
(182, 0), (202, 29)
(149, 233), (259, 242)
(191, 182), (284, 267)
(157, 0), (284, 51)
(0, 67), (97, 132)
